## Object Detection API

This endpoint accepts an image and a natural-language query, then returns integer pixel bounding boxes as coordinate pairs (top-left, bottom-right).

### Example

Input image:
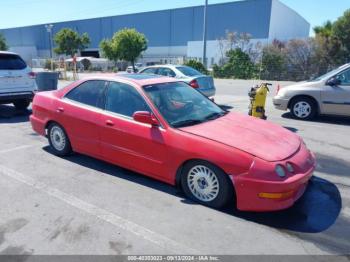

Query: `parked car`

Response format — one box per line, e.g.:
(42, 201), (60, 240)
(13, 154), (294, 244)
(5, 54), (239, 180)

(273, 63), (350, 120)
(126, 63), (143, 73)
(0, 51), (37, 110)
(30, 74), (315, 212)
(139, 65), (216, 97)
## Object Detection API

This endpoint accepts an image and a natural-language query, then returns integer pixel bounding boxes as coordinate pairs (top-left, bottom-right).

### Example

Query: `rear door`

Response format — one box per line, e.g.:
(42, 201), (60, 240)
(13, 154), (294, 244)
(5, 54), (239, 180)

(0, 53), (34, 93)
(58, 80), (107, 156)
(321, 67), (350, 116)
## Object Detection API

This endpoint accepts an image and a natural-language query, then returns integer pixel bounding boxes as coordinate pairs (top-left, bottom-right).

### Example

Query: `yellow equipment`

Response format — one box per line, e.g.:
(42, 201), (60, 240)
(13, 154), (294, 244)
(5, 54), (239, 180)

(248, 83), (271, 120)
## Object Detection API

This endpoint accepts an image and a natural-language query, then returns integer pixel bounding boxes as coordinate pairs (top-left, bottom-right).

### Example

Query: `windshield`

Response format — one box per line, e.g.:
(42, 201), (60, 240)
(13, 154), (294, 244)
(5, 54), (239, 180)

(311, 64), (350, 81)
(176, 66), (202, 76)
(143, 82), (226, 127)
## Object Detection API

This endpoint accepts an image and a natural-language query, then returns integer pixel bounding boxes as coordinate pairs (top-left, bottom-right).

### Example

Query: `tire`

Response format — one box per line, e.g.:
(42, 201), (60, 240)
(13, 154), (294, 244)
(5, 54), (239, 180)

(181, 160), (234, 209)
(290, 97), (317, 120)
(47, 123), (72, 156)
(13, 100), (30, 110)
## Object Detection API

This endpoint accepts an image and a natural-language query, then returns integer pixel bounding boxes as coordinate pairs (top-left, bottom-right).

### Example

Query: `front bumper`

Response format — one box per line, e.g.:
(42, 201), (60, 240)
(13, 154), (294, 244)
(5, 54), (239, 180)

(233, 149), (316, 212)
(273, 96), (289, 111)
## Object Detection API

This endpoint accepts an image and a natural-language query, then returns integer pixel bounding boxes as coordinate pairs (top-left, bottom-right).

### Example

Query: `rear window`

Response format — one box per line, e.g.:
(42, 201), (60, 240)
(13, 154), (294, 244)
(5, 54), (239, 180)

(0, 54), (27, 70)
(176, 66), (202, 77)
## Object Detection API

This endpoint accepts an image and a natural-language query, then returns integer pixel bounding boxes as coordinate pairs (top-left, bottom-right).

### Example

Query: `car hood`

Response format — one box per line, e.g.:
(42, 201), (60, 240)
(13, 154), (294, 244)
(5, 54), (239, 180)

(179, 112), (301, 162)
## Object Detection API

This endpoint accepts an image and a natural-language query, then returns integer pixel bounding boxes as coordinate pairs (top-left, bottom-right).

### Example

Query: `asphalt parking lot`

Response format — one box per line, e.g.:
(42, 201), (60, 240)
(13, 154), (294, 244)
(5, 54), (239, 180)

(0, 77), (349, 255)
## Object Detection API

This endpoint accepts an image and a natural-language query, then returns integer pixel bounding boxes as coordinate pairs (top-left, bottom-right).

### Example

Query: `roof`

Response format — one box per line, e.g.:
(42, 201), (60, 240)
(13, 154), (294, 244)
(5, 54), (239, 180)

(0, 51), (18, 55)
(82, 73), (178, 86)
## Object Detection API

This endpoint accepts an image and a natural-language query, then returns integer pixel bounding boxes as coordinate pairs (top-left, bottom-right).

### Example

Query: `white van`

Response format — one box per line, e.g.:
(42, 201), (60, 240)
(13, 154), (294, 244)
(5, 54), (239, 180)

(0, 51), (37, 110)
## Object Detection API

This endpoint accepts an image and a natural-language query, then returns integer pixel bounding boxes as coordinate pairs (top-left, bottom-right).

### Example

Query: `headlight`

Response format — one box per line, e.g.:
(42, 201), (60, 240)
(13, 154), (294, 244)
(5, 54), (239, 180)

(275, 165), (286, 178)
(286, 162), (294, 173)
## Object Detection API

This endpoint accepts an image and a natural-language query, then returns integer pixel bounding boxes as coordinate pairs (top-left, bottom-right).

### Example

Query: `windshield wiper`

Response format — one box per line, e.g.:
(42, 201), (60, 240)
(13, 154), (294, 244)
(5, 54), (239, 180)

(204, 111), (228, 121)
(172, 119), (203, 128)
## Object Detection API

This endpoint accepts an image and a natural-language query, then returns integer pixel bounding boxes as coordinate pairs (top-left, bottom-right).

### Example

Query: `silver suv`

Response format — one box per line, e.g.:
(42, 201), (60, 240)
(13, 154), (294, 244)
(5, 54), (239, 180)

(0, 51), (37, 110)
(273, 63), (350, 120)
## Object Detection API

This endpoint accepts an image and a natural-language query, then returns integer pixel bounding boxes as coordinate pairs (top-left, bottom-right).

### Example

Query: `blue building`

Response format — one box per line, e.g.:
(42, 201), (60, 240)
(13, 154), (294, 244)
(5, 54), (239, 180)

(0, 0), (310, 67)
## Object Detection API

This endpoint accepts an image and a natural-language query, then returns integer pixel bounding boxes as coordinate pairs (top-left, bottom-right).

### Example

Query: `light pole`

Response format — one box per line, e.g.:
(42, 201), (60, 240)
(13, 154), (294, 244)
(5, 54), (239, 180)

(202, 0), (208, 68)
(45, 24), (54, 71)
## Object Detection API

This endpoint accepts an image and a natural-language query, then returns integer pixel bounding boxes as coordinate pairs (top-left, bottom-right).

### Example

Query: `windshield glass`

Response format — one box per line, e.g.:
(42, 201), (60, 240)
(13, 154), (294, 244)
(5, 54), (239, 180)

(176, 66), (202, 76)
(311, 64), (349, 81)
(143, 82), (226, 127)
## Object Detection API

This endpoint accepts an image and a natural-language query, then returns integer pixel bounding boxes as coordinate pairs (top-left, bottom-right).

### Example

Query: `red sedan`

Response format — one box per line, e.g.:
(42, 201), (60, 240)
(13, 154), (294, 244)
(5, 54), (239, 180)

(30, 74), (316, 211)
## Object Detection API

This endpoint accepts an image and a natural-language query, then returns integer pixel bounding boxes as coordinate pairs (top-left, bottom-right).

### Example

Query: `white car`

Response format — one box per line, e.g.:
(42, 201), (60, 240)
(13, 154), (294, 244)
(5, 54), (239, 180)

(0, 51), (37, 110)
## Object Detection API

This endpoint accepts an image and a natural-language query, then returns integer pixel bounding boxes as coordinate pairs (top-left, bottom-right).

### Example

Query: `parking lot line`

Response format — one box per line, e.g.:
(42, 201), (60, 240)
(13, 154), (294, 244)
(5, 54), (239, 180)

(0, 145), (33, 154)
(0, 164), (198, 254)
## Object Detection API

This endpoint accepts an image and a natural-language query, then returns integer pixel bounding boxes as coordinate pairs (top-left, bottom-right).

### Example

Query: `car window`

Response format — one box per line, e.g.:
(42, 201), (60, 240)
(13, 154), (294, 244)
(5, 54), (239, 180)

(0, 54), (27, 70)
(105, 82), (150, 118)
(336, 68), (350, 85)
(176, 66), (202, 77)
(65, 80), (106, 108)
(157, 68), (176, 77)
(141, 68), (158, 74)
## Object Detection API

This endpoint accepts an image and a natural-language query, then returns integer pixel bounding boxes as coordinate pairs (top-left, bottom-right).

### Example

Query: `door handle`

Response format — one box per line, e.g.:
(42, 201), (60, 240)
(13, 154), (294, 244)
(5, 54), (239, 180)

(56, 107), (64, 113)
(105, 120), (114, 126)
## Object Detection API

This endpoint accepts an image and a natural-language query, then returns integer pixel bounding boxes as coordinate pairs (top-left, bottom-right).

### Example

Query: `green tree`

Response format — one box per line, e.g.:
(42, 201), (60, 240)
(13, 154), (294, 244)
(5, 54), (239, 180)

(0, 33), (8, 51)
(100, 28), (147, 71)
(260, 45), (286, 80)
(184, 59), (208, 75)
(333, 9), (350, 60)
(224, 48), (256, 79)
(54, 28), (90, 57)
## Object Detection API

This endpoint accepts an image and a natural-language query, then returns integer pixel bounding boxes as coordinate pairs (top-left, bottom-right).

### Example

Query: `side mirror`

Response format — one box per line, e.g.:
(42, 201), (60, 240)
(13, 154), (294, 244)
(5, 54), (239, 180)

(327, 77), (341, 86)
(133, 111), (160, 126)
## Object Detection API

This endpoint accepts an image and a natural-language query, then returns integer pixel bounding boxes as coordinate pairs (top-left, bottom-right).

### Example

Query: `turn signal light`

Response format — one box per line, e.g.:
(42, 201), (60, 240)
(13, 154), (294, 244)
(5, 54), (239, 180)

(258, 191), (294, 199)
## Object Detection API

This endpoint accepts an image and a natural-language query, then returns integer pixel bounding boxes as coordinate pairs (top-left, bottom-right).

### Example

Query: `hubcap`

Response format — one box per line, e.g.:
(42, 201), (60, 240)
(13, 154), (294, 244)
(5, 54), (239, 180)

(293, 101), (311, 118)
(187, 165), (219, 202)
(50, 126), (66, 151)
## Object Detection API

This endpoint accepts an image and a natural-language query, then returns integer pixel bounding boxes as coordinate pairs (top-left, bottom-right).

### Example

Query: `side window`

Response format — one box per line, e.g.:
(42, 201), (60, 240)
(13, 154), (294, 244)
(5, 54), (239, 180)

(158, 68), (176, 77)
(65, 80), (106, 108)
(141, 68), (157, 74)
(105, 82), (151, 117)
(336, 69), (350, 85)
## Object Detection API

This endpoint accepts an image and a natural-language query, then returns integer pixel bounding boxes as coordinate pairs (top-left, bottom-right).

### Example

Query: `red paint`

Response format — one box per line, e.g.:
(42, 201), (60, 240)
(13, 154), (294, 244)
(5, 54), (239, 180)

(30, 76), (316, 211)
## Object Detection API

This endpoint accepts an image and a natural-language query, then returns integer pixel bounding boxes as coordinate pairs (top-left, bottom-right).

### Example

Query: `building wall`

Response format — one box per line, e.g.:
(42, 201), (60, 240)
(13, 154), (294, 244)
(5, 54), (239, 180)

(0, 0), (310, 67)
(268, 0), (310, 40)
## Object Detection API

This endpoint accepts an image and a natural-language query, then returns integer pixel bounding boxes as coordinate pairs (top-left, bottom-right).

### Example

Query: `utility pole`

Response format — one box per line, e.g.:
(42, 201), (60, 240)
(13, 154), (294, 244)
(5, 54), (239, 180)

(45, 24), (54, 71)
(202, 0), (208, 68)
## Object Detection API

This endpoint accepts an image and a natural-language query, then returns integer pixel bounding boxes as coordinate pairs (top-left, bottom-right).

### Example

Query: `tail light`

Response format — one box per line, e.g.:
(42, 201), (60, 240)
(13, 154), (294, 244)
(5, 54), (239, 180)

(276, 84), (281, 95)
(189, 79), (199, 89)
(28, 72), (36, 79)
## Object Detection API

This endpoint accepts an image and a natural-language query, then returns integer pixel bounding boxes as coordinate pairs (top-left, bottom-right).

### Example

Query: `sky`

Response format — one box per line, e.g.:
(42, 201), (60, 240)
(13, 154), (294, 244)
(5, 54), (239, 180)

(0, 0), (348, 35)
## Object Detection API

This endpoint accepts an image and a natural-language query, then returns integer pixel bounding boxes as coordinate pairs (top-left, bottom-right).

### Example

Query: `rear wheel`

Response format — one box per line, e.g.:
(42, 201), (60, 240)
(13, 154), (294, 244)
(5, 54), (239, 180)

(48, 123), (72, 156)
(181, 160), (233, 209)
(13, 100), (30, 110)
(290, 97), (317, 120)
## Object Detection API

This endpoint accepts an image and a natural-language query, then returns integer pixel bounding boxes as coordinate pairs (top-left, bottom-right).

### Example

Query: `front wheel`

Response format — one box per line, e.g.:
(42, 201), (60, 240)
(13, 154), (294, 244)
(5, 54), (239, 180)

(181, 161), (234, 209)
(48, 123), (72, 156)
(13, 100), (30, 110)
(290, 97), (317, 120)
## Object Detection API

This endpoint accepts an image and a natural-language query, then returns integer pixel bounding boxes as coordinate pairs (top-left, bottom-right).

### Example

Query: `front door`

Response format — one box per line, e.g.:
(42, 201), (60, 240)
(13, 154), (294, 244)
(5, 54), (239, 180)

(100, 81), (168, 179)
(321, 68), (350, 116)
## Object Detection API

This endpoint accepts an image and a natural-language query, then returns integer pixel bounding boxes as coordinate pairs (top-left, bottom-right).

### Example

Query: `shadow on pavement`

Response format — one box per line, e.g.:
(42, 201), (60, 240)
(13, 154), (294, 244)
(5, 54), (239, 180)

(0, 105), (31, 123)
(315, 153), (350, 178)
(223, 176), (342, 233)
(42, 147), (342, 234)
(282, 112), (350, 126)
(283, 126), (298, 133)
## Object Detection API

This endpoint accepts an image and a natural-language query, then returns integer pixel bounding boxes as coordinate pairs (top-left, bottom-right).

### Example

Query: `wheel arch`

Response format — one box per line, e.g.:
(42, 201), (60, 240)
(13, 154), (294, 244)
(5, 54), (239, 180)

(175, 158), (235, 193)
